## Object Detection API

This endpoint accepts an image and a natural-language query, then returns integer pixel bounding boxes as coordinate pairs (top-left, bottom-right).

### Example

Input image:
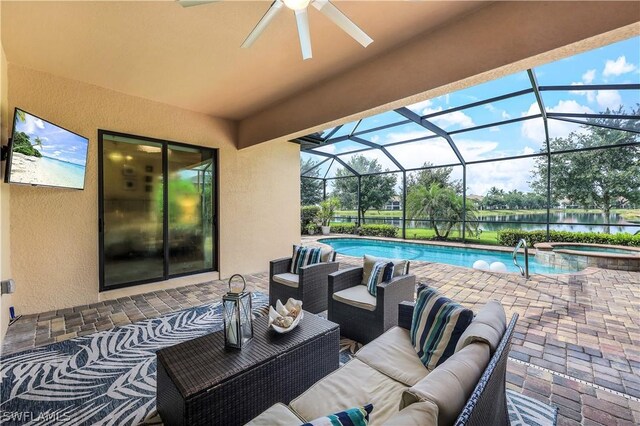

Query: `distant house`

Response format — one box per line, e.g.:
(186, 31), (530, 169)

(384, 196), (402, 211)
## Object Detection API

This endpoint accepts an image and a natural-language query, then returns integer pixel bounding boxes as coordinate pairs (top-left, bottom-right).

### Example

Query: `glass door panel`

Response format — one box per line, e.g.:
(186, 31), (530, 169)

(167, 145), (215, 275)
(102, 135), (164, 287)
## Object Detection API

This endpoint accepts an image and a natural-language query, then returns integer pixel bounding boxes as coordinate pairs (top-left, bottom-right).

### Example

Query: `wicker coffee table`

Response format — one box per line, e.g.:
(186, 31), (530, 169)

(156, 311), (340, 426)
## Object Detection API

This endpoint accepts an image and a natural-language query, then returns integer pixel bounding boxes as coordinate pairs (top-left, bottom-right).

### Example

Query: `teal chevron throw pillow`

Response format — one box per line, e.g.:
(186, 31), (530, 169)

(302, 404), (374, 426)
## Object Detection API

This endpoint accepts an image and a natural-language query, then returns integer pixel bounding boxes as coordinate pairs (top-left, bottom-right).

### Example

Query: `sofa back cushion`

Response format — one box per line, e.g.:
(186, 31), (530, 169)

(410, 285), (473, 370)
(362, 254), (409, 285)
(382, 400), (438, 426)
(291, 245), (323, 274)
(400, 342), (490, 426)
(455, 300), (506, 354)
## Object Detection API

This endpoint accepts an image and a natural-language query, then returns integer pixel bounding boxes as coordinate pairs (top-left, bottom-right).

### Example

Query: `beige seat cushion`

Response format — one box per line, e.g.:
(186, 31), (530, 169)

(356, 326), (429, 386)
(455, 300), (506, 353)
(401, 342), (490, 426)
(332, 285), (376, 311)
(362, 254), (409, 285)
(246, 403), (304, 426)
(382, 401), (438, 426)
(272, 273), (299, 288)
(290, 358), (408, 425)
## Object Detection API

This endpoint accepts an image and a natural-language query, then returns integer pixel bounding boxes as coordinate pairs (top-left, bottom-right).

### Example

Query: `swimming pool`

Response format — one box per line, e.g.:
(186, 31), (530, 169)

(319, 238), (581, 275)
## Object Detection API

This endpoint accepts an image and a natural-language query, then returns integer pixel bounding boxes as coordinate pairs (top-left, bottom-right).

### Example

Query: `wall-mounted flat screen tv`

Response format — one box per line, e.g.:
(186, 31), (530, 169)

(4, 108), (89, 190)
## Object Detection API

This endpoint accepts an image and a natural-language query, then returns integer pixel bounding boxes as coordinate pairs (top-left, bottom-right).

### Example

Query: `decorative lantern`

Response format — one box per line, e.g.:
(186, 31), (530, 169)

(223, 274), (253, 349)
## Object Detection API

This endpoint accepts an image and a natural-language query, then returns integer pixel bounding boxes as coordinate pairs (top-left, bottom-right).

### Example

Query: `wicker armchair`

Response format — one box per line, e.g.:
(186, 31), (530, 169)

(269, 254), (339, 314)
(328, 266), (416, 344)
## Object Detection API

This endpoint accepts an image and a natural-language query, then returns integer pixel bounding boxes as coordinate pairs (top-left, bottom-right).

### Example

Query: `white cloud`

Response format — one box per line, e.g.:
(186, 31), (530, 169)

(501, 111), (511, 120)
(370, 135), (380, 143)
(521, 100), (593, 142)
(489, 126), (500, 133)
(595, 90), (622, 111)
(603, 56), (637, 77)
(466, 157), (537, 195)
(582, 69), (596, 84)
(22, 115), (46, 134)
(432, 111), (474, 129)
(410, 100), (475, 130)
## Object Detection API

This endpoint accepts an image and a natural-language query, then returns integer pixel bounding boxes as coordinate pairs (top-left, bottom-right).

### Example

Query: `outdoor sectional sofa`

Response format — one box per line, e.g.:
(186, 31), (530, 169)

(248, 299), (518, 426)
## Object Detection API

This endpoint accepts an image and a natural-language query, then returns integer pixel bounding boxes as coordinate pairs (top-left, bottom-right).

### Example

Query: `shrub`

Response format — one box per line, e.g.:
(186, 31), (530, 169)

(329, 223), (357, 234)
(358, 224), (398, 238)
(301, 205), (320, 234)
(497, 229), (640, 247)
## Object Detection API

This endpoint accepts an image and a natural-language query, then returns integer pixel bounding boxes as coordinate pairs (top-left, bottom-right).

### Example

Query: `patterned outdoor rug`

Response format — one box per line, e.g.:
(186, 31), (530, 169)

(0, 293), (269, 425)
(1, 297), (556, 426)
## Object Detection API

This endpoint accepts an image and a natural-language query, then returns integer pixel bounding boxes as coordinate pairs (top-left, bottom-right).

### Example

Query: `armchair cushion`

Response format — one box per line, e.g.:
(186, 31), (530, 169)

(290, 359), (407, 425)
(355, 326), (429, 386)
(291, 245), (323, 274)
(362, 255), (409, 285)
(333, 285), (376, 311)
(366, 261), (394, 297)
(455, 300), (506, 354)
(246, 403), (304, 426)
(400, 342), (490, 426)
(411, 285), (473, 370)
(382, 401), (438, 426)
(272, 273), (299, 288)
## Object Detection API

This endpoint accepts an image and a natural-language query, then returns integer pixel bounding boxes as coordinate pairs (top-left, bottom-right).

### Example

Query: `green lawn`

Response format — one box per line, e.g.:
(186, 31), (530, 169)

(402, 228), (501, 245)
(334, 208), (640, 220)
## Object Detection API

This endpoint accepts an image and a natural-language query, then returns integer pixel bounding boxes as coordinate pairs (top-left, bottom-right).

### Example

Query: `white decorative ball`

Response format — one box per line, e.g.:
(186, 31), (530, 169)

(473, 260), (490, 271)
(489, 262), (508, 273)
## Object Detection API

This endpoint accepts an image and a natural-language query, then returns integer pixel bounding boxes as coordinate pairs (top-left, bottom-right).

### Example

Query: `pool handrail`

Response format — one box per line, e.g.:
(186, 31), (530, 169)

(513, 239), (530, 279)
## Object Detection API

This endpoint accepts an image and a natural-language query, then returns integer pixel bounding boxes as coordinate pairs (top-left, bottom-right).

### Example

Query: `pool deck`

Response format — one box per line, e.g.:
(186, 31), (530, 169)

(2, 234), (639, 425)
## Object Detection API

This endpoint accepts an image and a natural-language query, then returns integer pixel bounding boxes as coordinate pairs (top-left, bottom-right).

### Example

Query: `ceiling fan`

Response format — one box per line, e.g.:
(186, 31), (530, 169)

(178, 0), (373, 60)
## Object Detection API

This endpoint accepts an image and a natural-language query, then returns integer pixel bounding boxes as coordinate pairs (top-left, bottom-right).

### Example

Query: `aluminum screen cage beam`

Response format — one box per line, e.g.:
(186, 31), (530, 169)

(298, 56), (640, 242)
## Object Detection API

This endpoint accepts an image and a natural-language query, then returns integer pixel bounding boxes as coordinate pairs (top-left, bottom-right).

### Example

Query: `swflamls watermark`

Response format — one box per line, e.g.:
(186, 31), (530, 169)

(0, 411), (71, 423)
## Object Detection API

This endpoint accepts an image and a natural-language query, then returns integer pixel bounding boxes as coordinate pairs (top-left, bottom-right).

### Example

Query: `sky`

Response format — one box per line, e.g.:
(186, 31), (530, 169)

(305, 35), (640, 195)
(14, 109), (88, 167)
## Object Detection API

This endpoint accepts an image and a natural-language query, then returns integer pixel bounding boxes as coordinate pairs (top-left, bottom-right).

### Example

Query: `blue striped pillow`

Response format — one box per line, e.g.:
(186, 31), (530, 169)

(410, 285), (473, 370)
(290, 245), (323, 274)
(302, 404), (373, 426)
(366, 261), (394, 297)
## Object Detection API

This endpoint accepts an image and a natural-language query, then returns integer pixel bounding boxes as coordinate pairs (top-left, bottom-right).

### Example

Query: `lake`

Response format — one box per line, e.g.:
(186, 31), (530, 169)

(334, 211), (639, 234)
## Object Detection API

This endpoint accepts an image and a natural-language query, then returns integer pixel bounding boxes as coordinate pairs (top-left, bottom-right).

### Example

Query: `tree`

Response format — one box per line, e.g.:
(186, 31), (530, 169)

(300, 157), (323, 206)
(407, 163), (462, 194)
(333, 155), (396, 222)
(406, 183), (478, 239)
(532, 107), (640, 232)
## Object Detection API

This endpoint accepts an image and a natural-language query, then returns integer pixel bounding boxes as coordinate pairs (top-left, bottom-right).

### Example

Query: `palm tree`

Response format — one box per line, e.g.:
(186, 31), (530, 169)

(33, 136), (43, 151)
(407, 183), (478, 239)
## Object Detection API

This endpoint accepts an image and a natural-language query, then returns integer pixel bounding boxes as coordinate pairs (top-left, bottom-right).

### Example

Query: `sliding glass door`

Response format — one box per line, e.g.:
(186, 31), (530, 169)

(99, 131), (217, 290)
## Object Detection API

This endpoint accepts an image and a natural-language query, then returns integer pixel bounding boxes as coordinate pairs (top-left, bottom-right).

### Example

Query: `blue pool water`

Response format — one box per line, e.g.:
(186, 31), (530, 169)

(319, 238), (580, 275)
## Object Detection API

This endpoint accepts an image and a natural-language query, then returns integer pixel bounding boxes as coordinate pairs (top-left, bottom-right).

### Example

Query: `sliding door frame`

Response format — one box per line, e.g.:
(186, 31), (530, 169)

(98, 129), (219, 292)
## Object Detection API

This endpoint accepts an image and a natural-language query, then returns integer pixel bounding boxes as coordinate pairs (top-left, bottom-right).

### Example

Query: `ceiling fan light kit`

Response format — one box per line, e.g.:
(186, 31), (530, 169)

(179, 0), (373, 60)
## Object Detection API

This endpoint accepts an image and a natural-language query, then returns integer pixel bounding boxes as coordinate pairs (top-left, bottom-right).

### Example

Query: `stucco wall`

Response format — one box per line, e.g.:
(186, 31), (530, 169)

(0, 12), (14, 345)
(6, 64), (299, 316)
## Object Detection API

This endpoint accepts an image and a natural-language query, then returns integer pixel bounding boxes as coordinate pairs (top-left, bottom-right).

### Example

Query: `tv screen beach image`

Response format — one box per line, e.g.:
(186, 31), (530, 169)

(9, 109), (88, 189)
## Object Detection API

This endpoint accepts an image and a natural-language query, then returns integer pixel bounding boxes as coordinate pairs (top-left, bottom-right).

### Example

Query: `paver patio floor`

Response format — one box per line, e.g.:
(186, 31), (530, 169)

(3, 236), (639, 425)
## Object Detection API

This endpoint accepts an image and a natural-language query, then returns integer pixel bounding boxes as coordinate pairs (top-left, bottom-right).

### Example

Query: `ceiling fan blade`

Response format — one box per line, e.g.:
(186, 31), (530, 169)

(312, 0), (373, 47)
(295, 9), (313, 60)
(241, 0), (285, 48)
(177, 0), (220, 8)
